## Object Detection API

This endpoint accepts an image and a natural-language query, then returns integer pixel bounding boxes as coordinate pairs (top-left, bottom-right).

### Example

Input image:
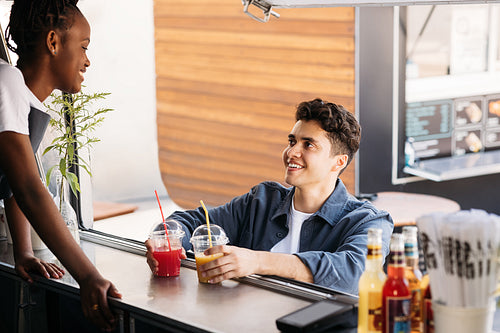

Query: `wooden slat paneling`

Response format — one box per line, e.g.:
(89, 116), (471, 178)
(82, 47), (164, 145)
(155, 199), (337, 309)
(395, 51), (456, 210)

(154, 0), (356, 209)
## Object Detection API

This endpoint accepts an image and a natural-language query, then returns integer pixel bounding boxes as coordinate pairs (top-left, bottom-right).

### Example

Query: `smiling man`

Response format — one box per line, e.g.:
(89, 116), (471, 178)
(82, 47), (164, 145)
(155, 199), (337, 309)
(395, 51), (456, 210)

(145, 98), (394, 294)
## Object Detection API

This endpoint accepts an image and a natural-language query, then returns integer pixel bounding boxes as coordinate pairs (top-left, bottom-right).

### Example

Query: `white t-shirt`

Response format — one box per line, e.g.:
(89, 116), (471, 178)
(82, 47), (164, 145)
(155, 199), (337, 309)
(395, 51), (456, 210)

(0, 59), (45, 135)
(270, 198), (313, 254)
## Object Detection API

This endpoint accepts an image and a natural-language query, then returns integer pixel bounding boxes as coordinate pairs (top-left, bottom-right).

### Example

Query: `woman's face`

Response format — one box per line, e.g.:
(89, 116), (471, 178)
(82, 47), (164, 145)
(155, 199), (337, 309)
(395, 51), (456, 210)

(52, 13), (91, 94)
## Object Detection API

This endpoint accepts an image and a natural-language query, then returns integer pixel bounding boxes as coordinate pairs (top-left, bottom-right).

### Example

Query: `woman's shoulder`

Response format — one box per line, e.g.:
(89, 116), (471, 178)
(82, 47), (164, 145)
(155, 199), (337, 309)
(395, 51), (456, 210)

(0, 60), (25, 87)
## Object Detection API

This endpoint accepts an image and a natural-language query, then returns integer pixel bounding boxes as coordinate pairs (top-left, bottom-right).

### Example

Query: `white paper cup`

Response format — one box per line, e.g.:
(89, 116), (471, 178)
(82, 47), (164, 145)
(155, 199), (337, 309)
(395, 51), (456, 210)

(432, 301), (495, 333)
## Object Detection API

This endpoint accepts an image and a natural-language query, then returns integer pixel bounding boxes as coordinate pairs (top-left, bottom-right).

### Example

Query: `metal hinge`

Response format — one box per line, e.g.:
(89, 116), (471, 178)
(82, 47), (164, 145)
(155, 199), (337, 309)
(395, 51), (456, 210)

(241, 0), (280, 23)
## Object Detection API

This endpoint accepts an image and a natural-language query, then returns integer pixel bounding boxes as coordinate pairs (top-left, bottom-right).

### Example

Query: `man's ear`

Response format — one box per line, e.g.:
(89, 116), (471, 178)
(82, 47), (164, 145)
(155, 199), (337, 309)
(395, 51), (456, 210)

(332, 154), (348, 173)
(46, 30), (59, 55)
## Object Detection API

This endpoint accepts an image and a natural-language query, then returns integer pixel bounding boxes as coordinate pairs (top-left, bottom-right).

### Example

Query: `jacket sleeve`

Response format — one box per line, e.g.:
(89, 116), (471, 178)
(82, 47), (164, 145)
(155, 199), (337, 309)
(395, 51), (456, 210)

(294, 211), (393, 295)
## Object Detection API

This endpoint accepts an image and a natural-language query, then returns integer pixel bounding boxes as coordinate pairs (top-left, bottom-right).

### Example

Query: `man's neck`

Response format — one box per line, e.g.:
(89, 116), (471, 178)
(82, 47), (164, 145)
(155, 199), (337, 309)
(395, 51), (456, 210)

(293, 180), (337, 214)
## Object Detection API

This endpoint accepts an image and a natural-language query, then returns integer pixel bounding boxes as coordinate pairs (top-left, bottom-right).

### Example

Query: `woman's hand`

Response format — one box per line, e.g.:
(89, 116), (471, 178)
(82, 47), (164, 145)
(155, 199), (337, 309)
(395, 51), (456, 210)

(144, 239), (187, 275)
(79, 273), (122, 332)
(14, 253), (65, 283)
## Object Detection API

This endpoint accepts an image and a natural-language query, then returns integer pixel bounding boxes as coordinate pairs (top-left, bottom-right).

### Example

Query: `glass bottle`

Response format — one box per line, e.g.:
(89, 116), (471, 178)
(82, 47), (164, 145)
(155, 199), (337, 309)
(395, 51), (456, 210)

(422, 283), (434, 333)
(403, 226), (423, 333)
(358, 228), (386, 333)
(53, 172), (80, 244)
(404, 137), (417, 167)
(382, 233), (411, 333)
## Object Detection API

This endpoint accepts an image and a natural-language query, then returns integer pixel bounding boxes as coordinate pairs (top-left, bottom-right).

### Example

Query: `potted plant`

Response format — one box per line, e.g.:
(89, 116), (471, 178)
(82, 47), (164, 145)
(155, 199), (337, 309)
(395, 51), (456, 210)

(43, 89), (113, 242)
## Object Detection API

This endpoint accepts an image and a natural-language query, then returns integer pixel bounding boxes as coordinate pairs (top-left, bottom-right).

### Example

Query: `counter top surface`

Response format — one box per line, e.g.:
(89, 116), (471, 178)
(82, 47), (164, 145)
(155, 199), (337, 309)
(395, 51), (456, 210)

(2, 236), (500, 332)
(0, 237), (320, 332)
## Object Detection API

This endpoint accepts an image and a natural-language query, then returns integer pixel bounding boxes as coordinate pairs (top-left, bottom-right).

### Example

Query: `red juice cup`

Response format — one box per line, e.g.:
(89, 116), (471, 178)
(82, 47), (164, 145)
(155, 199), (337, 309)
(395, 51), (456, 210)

(150, 220), (185, 277)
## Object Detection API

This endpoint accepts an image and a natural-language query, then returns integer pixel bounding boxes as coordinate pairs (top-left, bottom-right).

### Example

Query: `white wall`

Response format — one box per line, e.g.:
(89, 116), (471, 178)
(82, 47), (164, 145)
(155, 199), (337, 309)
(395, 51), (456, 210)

(79, 0), (166, 202)
(1, 0), (167, 203)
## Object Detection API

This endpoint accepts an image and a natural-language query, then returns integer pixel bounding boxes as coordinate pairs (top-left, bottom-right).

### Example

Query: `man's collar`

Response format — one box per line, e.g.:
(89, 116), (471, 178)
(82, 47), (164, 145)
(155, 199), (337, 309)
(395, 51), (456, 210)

(314, 179), (349, 226)
(271, 179), (349, 226)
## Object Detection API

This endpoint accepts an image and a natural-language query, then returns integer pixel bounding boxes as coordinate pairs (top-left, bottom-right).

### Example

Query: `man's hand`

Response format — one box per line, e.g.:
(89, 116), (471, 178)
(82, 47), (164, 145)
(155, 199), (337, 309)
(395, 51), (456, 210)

(15, 253), (65, 283)
(79, 273), (122, 332)
(199, 245), (314, 284)
(144, 239), (187, 275)
(198, 245), (260, 284)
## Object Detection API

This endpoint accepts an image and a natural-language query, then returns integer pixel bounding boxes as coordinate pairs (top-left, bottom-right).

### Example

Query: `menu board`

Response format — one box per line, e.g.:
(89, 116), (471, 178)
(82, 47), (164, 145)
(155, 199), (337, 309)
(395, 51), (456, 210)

(405, 100), (453, 160)
(405, 94), (500, 161)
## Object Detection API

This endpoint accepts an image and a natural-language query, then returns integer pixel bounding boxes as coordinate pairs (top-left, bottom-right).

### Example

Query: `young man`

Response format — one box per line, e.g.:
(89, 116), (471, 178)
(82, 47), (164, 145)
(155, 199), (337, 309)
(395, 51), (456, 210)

(146, 98), (393, 294)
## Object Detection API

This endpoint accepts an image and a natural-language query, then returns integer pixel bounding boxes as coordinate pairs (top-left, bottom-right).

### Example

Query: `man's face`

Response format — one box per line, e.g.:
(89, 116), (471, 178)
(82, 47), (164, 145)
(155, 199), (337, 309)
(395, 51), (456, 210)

(282, 120), (346, 191)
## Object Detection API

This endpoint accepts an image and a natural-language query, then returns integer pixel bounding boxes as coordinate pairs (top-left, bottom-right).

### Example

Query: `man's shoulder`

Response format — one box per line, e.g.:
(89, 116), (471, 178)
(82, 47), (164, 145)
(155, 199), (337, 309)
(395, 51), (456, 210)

(250, 181), (291, 198)
(342, 194), (392, 224)
(346, 196), (378, 212)
(254, 181), (292, 193)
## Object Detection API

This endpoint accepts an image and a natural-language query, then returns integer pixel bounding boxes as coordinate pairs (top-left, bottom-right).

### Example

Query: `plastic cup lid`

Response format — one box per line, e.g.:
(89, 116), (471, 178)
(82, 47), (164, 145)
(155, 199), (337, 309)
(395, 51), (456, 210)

(190, 224), (228, 244)
(149, 219), (185, 238)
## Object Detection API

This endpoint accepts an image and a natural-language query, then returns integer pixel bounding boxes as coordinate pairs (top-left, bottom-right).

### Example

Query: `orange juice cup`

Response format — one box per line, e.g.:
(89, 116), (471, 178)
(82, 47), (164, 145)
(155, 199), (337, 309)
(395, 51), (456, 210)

(190, 225), (228, 283)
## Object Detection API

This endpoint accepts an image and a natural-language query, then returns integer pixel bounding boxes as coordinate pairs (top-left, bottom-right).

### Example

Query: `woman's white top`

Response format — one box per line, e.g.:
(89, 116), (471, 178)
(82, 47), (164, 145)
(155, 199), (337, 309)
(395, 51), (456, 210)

(0, 59), (45, 135)
(270, 198), (313, 254)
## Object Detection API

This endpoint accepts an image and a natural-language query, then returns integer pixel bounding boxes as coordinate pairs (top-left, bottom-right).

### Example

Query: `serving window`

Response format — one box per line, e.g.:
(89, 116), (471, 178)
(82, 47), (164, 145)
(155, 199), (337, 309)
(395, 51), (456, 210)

(395, 4), (500, 183)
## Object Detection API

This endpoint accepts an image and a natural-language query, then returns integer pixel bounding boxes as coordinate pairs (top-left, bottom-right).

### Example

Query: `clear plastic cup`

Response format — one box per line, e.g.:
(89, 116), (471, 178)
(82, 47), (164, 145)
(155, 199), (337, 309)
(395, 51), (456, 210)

(149, 219), (185, 277)
(190, 224), (229, 283)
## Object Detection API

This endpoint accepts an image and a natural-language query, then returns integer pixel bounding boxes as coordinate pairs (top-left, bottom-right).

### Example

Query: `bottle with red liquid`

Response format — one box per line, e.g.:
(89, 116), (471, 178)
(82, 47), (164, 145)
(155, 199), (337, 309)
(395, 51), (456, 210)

(382, 233), (411, 333)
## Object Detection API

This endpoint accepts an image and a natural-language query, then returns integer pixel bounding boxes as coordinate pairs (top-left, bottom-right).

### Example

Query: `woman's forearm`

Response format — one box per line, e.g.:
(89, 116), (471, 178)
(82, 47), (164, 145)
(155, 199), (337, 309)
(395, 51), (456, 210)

(0, 132), (102, 283)
(4, 196), (34, 259)
(14, 180), (100, 282)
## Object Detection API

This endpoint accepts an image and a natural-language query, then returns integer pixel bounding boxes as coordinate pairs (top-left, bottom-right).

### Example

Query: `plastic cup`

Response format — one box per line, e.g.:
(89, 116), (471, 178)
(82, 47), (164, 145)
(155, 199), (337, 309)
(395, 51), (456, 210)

(149, 220), (185, 277)
(190, 225), (229, 283)
(432, 301), (496, 333)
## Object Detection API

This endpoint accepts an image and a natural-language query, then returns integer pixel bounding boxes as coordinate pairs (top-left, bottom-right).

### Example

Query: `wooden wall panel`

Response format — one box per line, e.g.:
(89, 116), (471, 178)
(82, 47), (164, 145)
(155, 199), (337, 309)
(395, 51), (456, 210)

(154, 0), (356, 209)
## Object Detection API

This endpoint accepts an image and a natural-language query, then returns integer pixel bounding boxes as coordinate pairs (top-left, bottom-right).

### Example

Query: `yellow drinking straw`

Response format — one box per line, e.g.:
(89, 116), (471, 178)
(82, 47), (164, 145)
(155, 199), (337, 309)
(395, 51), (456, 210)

(200, 200), (213, 248)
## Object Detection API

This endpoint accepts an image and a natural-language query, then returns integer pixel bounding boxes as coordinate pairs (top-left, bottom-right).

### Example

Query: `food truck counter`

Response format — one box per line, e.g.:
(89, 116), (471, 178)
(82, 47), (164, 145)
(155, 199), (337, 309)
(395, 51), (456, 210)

(0, 233), (358, 332)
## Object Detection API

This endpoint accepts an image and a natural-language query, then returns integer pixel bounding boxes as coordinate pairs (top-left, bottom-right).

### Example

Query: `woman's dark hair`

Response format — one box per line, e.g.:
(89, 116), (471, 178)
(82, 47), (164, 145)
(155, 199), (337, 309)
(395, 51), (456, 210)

(295, 98), (361, 173)
(6, 0), (81, 59)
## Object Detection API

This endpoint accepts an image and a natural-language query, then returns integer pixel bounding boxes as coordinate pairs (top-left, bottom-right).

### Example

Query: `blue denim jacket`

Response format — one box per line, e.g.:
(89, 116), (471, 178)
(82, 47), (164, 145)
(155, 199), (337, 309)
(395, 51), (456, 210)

(169, 179), (393, 294)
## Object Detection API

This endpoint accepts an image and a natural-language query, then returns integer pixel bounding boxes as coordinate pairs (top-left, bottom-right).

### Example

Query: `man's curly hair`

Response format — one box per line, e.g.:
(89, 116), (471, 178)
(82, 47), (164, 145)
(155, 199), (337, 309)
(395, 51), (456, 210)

(295, 98), (361, 174)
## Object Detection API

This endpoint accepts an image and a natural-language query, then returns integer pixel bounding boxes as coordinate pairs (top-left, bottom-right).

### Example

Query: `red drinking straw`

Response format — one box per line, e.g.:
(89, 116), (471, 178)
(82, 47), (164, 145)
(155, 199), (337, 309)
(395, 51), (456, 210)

(155, 190), (172, 251)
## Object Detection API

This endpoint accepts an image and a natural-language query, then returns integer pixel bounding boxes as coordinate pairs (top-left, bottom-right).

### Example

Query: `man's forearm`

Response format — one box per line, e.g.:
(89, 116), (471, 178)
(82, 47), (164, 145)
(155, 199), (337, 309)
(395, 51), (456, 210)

(256, 251), (314, 283)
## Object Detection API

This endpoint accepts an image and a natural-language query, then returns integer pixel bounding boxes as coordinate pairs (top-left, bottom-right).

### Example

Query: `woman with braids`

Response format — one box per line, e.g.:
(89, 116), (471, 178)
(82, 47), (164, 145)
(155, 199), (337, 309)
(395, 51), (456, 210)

(0, 0), (121, 330)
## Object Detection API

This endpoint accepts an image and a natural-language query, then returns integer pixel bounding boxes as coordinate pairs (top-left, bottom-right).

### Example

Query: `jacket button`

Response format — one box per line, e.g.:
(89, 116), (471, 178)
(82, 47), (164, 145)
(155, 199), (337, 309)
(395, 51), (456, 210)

(276, 232), (284, 238)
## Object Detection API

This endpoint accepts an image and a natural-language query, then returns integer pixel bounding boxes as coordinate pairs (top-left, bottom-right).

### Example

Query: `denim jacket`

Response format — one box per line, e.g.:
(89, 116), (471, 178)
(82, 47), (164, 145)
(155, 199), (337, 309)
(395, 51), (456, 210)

(169, 179), (393, 294)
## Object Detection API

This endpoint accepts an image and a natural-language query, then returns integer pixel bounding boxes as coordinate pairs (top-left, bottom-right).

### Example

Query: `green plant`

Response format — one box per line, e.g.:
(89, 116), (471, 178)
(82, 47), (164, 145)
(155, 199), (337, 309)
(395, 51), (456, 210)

(43, 89), (113, 203)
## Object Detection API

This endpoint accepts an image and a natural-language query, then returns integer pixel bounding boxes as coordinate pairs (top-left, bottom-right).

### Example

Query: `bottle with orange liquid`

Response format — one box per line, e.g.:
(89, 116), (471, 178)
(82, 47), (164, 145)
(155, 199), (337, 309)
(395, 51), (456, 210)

(403, 226), (423, 333)
(358, 228), (386, 333)
(422, 278), (434, 333)
(382, 233), (411, 333)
